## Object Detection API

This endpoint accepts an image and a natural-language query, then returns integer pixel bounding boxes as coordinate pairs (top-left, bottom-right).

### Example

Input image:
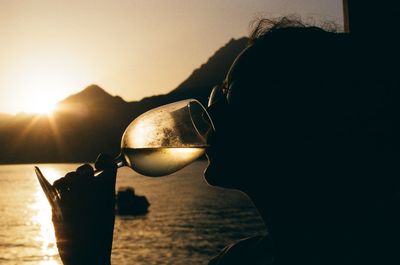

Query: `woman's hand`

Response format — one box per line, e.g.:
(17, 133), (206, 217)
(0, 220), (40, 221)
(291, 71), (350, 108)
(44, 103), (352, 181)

(52, 154), (117, 265)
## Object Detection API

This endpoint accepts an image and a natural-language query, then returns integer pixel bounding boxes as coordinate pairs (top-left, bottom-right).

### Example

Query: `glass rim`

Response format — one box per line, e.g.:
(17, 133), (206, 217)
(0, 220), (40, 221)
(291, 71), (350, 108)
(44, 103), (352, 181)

(186, 98), (215, 132)
(121, 98), (215, 149)
(145, 98), (215, 132)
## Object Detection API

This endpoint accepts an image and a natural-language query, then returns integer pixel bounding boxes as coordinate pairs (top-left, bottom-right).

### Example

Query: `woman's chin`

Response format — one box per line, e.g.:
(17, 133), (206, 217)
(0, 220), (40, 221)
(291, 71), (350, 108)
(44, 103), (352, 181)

(203, 163), (238, 189)
(203, 164), (218, 186)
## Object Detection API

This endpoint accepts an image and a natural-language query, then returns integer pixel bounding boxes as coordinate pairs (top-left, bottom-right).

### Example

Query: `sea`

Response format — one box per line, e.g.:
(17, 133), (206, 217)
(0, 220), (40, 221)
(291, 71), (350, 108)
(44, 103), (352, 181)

(0, 161), (267, 265)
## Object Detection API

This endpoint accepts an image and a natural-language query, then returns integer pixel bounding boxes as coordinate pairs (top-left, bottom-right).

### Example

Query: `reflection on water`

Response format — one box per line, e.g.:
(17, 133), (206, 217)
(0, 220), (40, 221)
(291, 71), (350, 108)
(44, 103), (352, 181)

(0, 164), (64, 265)
(31, 190), (57, 262)
(32, 166), (65, 264)
(0, 162), (266, 265)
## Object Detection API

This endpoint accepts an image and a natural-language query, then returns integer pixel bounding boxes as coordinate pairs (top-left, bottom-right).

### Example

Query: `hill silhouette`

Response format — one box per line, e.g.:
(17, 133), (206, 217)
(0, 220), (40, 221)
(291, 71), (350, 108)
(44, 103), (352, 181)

(0, 37), (248, 164)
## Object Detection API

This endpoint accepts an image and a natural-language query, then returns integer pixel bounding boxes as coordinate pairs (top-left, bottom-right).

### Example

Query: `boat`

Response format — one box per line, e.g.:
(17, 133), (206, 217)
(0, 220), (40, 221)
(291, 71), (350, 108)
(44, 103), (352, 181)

(116, 187), (150, 216)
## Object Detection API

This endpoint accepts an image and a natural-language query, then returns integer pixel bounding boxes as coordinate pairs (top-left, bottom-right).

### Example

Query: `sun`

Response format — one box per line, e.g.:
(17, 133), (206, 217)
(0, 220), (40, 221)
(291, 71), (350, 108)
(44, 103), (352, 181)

(7, 48), (91, 115)
(26, 95), (58, 115)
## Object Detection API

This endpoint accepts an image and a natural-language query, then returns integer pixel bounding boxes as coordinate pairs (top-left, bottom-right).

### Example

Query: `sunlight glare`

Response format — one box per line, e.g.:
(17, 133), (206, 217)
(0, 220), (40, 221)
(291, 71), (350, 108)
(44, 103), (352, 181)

(7, 48), (92, 115)
(27, 96), (57, 115)
(32, 166), (64, 264)
(32, 189), (58, 259)
(14, 63), (67, 115)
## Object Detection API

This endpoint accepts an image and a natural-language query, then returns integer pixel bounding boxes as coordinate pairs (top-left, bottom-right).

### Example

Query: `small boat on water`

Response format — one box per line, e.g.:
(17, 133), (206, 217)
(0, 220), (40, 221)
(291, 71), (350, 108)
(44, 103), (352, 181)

(116, 187), (150, 216)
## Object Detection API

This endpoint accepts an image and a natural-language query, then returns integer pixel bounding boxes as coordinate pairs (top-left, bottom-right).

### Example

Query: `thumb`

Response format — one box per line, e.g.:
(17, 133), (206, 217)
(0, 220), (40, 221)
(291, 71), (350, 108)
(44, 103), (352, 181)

(95, 153), (117, 182)
(95, 153), (117, 171)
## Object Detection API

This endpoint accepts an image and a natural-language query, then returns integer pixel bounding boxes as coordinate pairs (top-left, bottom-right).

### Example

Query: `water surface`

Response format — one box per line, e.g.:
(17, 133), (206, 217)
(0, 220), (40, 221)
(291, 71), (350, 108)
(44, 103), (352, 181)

(0, 162), (266, 265)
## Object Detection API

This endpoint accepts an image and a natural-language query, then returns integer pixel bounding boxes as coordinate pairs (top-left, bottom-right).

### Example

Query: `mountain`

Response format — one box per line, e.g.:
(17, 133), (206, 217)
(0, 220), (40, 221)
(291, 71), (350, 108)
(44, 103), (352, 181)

(170, 38), (248, 102)
(133, 38), (248, 108)
(0, 37), (248, 164)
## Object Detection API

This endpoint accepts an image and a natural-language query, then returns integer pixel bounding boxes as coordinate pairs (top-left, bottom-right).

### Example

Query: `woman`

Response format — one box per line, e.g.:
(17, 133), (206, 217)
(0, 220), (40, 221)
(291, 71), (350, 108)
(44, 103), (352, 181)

(51, 18), (400, 264)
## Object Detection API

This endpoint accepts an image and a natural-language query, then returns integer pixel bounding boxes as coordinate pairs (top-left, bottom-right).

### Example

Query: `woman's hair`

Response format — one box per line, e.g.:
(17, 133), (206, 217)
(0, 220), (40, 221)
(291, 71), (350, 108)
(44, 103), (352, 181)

(248, 16), (339, 46)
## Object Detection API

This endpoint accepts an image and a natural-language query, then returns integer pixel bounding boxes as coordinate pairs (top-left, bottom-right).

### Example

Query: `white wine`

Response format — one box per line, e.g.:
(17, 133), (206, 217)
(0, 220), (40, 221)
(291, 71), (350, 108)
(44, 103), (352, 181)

(121, 147), (207, 177)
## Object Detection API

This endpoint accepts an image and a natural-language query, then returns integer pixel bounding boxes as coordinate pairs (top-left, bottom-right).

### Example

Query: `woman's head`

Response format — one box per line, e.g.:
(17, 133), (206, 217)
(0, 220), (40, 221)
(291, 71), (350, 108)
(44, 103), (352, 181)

(205, 18), (400, 263)
(205, 18), (349, 191)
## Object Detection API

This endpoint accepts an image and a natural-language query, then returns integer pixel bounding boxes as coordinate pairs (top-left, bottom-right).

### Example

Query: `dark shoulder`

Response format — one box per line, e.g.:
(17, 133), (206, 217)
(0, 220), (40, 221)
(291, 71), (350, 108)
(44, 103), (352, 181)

(209, 235), (274, 265)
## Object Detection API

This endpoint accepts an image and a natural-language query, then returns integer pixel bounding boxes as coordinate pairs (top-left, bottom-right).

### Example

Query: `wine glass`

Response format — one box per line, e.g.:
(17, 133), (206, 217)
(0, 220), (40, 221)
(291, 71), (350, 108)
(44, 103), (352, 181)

(35, 99), (214, 207)
(117, 99), (214, 176)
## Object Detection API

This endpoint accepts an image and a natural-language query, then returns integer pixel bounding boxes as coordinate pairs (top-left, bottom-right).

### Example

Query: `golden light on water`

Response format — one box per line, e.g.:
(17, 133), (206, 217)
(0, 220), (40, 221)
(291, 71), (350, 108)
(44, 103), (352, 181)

(32, 166), (64, 265)
(31, 189), (59, 263)
(32, 189), (58, 253)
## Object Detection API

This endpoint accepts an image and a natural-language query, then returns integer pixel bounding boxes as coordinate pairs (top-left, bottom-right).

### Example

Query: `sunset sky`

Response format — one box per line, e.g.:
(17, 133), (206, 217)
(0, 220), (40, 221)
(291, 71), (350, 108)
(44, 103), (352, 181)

(0, 0), (343, 114)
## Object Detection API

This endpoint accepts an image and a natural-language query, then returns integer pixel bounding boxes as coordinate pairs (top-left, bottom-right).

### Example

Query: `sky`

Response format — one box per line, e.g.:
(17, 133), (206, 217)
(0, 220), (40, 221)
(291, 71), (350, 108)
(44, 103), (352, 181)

(0, 0), (343, 114)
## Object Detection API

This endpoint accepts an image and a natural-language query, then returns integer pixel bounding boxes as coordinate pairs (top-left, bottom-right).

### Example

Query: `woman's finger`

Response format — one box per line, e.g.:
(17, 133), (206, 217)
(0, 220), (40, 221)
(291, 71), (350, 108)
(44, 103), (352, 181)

(95, 153), (116, 171)
(76, 164), (95, 178)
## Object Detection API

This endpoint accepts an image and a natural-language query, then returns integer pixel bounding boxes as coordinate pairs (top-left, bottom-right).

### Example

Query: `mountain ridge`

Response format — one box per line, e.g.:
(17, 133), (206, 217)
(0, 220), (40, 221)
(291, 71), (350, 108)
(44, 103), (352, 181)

(58, 84), (127, 106)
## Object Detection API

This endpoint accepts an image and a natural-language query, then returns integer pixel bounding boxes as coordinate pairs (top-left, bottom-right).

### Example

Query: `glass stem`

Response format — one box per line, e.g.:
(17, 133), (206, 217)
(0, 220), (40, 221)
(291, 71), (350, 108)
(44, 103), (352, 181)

(115, 153), (126, 168)
(94, 153), (125, 176)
